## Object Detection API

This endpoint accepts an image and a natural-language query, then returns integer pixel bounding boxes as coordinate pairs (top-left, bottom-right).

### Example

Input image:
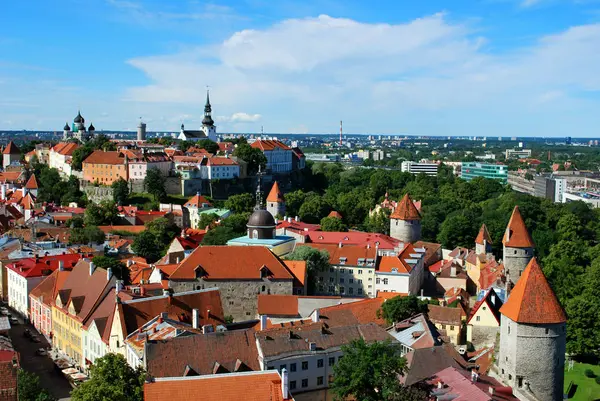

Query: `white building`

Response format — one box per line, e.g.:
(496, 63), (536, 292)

(505, 149), (532, 159)
(251, 139), (293, 174)
(401, 161), (439, 176)
(375, 244), (426, 295)
(48, 143), (80, 178)
(178, 91), (217, 142)
(205, 156), (239, 179)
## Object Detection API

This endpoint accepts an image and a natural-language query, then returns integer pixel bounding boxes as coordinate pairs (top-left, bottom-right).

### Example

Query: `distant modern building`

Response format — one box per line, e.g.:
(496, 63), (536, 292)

(561, 191), (600, 208)
(305, 153), (340, 163)
(507, 172), (535, 195)
(461, 162), (508, 183)
(401, 161), (438, 176)
(505, 149), (532, 159)
(534, 176), (566, 203)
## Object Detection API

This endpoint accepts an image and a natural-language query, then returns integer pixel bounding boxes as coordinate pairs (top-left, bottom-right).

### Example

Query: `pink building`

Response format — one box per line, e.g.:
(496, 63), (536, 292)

(29, 268), (72, 339)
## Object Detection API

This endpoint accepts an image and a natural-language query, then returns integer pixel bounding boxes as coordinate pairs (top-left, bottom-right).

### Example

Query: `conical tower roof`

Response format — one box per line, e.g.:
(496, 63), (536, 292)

(25, 174), (39, 189)
(500, 258), (566, 324)
(502, 206), (535, 248)
(2, 141), (20, 155)
(390, 193), (421, 220)
(266, 181), (284, 203)
(475, 223), (493, 245)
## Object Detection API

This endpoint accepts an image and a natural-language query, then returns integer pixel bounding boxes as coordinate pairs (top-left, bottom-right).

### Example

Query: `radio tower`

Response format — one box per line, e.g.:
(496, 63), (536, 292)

(339, 120), (343, 146)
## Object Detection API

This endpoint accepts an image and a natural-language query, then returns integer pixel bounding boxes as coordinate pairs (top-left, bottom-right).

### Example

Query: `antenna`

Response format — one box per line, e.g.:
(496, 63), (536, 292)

(261, 126), (264, 136)
(339, 120), (343, 146)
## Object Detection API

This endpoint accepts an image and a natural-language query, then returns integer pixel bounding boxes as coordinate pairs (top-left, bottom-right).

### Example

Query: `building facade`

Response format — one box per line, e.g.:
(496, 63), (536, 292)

(390, 193), (421, 243)
(82, 151), (129, 185)
(400, 161), (438, 176)
(251, 140), (293, 174)
(461, 162), (508, 183)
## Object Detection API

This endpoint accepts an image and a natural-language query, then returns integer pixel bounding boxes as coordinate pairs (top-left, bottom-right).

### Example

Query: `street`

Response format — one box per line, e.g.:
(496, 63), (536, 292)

(7, 310), (73, 400)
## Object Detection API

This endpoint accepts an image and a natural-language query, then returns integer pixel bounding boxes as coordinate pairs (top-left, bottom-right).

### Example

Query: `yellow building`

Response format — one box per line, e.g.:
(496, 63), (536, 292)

(52, 259), (115, 368)
(427, 304), (464, 345)
(466, 288), (503, 345)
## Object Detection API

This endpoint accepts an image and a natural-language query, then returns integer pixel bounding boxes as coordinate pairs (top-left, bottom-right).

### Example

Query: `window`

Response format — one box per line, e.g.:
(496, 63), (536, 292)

(358, 288), (363, 295)
(349, 288), (354, 295)
(290, 381), (296, 390)
(517, 376), (523, 388)
(317, 376), (324, 386)
(349, 278), (354, 284)
(376, 278), (380, 284)
(450, 326), (454, 331)
(317, 359), (323, 368)
(329, 286), (335, 293)
(246, 312), (251, 316)
(301, 379), (308, 388)
(508, 325), (510, 334)
(302, 361), (308, 370)
(340, 268), (345, 274)
(329, 267), (334, 273)
(482, 306), (487, 311)
(357, 269), (362, 274)
(318, 277), (324, 282)
(545, 328), (549, 335)
(329, 357), (335, 366)
(339, 278), (344, 284)
(358, 279), (362, 284)
(329, 277), (334, 283)
(441, 325), (446, 330)
(340, 286), (345, 294)
(476, 316), (481, 322)
(383, 278), (388, 285)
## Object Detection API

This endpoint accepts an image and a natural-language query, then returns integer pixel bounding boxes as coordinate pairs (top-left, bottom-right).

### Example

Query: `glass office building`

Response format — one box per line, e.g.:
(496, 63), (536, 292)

(461, 162), (508, 183)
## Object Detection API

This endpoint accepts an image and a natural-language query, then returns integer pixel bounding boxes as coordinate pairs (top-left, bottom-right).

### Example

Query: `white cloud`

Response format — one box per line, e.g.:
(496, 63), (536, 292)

(230, 112), (262, 122)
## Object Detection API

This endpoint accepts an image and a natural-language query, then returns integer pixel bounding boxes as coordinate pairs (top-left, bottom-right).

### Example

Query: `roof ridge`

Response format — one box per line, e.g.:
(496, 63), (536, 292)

(502, 206), (534, 248)
(390, 193), (421, 220)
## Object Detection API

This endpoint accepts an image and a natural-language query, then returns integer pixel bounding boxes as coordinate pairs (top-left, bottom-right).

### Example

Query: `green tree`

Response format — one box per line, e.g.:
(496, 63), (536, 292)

(364, 209), (390, 235)
(378, 295), (429, 324)
(197, 139), (219, 154)
(201, 213), (250, 245)
(92, 256), (130, 284)
(71, 147), (93, 171)
(131, 231), (161, 263)
(436, 213), (477, 248)
(84, 203), (105, 226)
(70, 226), (106, 245)
(197, 213), (219, 230)
(145, 217), (179, 250)
(224, 193), (255, 214)
(284, 190), (307, 217)
(112, 178), (130, 205)
(286, 246), (329, 294)
(320, 216), (348, 232)
(71, 354), (145, 401)
(232, 143), (267, 174)
(332, 339), (420, 401)
(298, 194), (330, 224)
(18, 369), (57, 401)
(144, 168), (166, 201)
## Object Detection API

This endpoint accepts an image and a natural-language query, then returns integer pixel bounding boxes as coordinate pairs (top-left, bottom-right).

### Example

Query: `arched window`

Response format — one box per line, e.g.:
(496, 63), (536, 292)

(253, 229), (259, 238)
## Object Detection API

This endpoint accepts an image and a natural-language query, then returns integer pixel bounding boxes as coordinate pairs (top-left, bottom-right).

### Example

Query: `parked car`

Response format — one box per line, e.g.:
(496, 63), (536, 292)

(9, 317), (19, 325)
(36, 348), (47, 356)
(30, 336), (41, 343)
(23, 329), (32, 338)
(0, 307), (8, 315)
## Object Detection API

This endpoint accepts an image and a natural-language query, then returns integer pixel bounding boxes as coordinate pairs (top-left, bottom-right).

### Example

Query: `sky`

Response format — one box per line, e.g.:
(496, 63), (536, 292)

(1, 0), (600, 136)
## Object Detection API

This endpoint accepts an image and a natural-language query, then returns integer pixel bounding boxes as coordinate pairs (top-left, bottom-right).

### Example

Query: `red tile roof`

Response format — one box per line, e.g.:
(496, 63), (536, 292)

(475, 223), (492, 245)
(376, 291), (408, 299)
(99, 225), (146, 234)
(299, 243), (378, 266)
(427, 305), (462, 326)
(500, 258), (566, 324)
(502, 206), (534, 248)
(266, 181), (284, 203)
(318, 297), (386, 327)
(2, 141), (20, 155)
(51, 142), (79, 156)
(184, 194), (212, 208)
(7, 254), (82, 279)
(25, 174), (39, 189)
(170, 246), (294, 281)
(144, 371), (290, 401)
(251, 139), (291, 151)
(207, 157), (238, 166)
(0, 171), (23, 183)
(390, 193), (421, 220)
(283, 260), (306, 288)
(327, 210), (342, 219)
(258, 295), (299, 316)
(83, 150), (124, 165)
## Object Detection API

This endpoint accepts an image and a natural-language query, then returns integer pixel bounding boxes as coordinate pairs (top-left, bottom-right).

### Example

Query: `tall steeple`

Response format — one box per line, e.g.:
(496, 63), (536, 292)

(202, 90), (214, 127)
(255, 166), (263, 210)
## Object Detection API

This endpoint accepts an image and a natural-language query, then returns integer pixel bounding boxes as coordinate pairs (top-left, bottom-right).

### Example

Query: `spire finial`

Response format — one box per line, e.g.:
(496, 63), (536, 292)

(255, 165), (263, 210)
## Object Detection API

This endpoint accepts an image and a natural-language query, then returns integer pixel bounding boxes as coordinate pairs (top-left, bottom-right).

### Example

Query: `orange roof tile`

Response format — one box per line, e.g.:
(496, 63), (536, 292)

(499, 258), (566, 324)
(184, 193), (212, 208)
(83, 150), (124, 165)
(475, 223), (492, 245)
(390, 193), (421, 220)
(318, 297), (386, 327)
(144, 371), (290, 401)
(2, 141), (20, 155)
(51, 142), (80, 156)
(266, 181), (284, 203)
(299, 243), (378, 266)
(251, 139), (291, 151)
(257, 294), (299, 316)
(170, 246), (294, 280)
(25, 174), (39, 189)
(99, 225), (146, 234)
(502, 206), (534, 248)
(327, 210), (342, 219)
(376, 291), (408, 299)
(283, 260), (306, 287)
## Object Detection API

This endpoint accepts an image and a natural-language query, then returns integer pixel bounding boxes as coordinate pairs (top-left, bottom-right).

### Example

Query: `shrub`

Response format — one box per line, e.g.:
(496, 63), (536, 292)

(584, 368), (595, 378)
(595, 376), (600, 385)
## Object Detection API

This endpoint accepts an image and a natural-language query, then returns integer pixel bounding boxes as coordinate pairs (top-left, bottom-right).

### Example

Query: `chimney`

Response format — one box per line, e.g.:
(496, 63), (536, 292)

(312, 309), (320, 323)
(294, 216), (299, 222)
(450, 265), (457, 278)
(162, 288), (170, 297)
(281, 368), (289, 399)
(205, 308), (211, 321)
(107, 268), (113, 281)
(0, 185), (5, 200)
(260, 314), (268, 331)
(58, 260), (64, 271)
(115, 280), (123, 294)
(338, 242), (343, 248)
(89, 261), (95, 276)
(287, 217), (292, 223)
(420, 289), (424, 298)
(192, 308), (200, 329)
(488, 386), (495, 395)
(437, 381), (443, 389)
(127, 259), (133, 267)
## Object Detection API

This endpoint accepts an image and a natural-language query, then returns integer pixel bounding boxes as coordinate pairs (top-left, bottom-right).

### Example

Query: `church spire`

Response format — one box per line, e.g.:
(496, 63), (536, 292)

(255, 166), (263, 210)
(202, 89), (214, 127)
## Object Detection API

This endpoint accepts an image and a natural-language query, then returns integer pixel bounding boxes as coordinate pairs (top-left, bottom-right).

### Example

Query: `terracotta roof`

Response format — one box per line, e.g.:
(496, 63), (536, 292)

(266, 181), (284, 203)
(258, 295), (299, 316)
(499, 258), (566, 324)
(390, 193), (421, 220)
(145, 329), (260, 377)
(82, 150), (124, 165)
(475, 223), (492, 246)
(479, 260), (505, 291)
(283, 260), (306, 287)
(29, 269), (71, 307)
(327, 210), (342, 219)
(99, 225), (146, 234)
(117, 288), (225, 339)
(84, 291), (119, 343)
(502, 206), (534, 248)
(51, 142), (79, 156)
(376, 291), (408, 299)
(54, 259), (116, 323)
(318, 297), (386, 328)
(299, 243), (378, 266)
(304, 231), (400, 250)
(207, 157), (238, 166)
(24, 174), (39, 189)
(170, 246), (294, 281)
(467, 288), (503, 325)
(0, 171), (23, 183)
(184, 194), (212, 208)
(7, 253), (82, 278)
(251, 139), (291, 151)
(2, 141), (20, 155)
(427, 305), (462, 326)
(144, 371), (290, 401)
(402, 345), (463, 386)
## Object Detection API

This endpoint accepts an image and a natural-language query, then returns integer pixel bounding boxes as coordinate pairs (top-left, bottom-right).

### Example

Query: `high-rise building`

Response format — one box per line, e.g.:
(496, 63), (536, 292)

(401, 161), (438, 176)
(534, 176), (566, 203)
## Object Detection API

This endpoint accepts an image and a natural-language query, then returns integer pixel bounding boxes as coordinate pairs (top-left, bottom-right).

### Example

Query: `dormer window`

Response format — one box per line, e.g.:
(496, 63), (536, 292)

(260, 265), (273, 279)
(339, 257), (347, 265)
(195, 266), (207, 279)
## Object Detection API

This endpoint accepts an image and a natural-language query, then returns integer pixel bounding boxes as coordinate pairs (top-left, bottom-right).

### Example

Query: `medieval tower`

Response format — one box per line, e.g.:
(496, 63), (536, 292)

(475, 223), (493, 255)
(503, 206), (535, 282)
(390, 193), (421, 243)
(266, 181), (285, 219)
(498, 257), (566, 401)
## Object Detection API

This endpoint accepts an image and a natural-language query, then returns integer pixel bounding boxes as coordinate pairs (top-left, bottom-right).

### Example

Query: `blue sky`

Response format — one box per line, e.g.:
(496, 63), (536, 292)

(1, 0), (600, 136)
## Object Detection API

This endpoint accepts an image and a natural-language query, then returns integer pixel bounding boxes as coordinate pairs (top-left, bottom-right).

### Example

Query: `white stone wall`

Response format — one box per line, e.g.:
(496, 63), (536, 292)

(315, 265), (376, 297)
(503, 246), (534, 282)
(390, 219), (421, 243)
(375, 272), (410, 294)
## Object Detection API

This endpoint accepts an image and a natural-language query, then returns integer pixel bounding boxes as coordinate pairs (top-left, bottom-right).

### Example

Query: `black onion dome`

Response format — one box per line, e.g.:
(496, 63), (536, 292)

(202, 115), (214, 126)
(74, 111), (84, 123)
(247, 209), (275, 227)
(64, 122), (70, 130)
(89, 123), (95, 131)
